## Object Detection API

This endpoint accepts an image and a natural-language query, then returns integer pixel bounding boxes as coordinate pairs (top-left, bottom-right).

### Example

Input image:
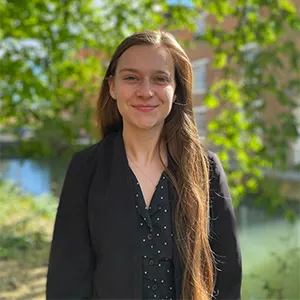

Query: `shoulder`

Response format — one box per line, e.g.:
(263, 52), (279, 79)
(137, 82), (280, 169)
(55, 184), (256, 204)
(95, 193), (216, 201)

(205, 150), (231, 204)
(62, 132), (120, 185)
(71, 131), (119, 164)
(63, 132), (120, 181)
(206, 150), (225, 180)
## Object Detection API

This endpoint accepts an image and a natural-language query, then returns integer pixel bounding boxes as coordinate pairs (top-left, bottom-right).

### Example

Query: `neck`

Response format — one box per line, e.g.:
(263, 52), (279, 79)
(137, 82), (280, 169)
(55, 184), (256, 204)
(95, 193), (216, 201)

(122, 124), (166, 166)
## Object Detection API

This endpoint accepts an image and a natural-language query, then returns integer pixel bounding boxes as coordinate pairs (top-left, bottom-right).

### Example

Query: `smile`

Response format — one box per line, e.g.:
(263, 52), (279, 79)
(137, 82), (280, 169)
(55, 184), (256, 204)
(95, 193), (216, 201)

(133, 105), (158, 112)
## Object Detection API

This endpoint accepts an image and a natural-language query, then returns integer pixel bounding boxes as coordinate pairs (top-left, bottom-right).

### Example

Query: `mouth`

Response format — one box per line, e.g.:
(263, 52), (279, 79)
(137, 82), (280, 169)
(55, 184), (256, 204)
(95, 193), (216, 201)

(132, 105), (158, 112)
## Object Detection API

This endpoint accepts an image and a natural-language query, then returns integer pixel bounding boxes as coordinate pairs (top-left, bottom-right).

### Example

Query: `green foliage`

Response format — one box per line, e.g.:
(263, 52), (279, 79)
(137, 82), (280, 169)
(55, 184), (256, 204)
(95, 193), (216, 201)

(197, 0), (300, 204)
(0, 0), (198, 155)
(18, 115), (93, 158)
(0, 180), (57, 260)
(1, 0), (300, 209)
(0, 0), (103, 155)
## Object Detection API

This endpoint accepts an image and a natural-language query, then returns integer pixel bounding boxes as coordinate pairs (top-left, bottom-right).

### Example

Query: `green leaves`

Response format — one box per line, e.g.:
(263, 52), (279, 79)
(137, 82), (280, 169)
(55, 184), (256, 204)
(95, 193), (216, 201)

(213, 52), (228, 68)
(205, 93), (219, 109)
(277, 0), (296, 13)
(0, 0), (199, 132)
(1, 0), (299, 215)
(200, 0), (234, 21)
(199, 0), (300, 210)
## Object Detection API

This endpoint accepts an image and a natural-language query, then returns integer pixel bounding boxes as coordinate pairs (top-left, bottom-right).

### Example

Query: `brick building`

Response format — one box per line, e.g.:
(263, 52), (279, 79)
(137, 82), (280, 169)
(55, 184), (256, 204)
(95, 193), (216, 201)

(170, 5), (300, 171)
(168, 3), (300, 200)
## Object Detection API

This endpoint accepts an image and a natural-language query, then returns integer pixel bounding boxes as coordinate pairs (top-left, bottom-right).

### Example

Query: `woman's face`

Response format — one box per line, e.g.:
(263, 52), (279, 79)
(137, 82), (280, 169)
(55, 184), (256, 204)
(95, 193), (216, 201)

(108, 45), (176, 132)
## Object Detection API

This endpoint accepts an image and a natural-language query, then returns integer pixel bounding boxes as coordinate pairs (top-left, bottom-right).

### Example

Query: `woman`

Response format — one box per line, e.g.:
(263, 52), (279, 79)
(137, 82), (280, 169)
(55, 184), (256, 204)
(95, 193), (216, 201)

(46, 30), (242, 300)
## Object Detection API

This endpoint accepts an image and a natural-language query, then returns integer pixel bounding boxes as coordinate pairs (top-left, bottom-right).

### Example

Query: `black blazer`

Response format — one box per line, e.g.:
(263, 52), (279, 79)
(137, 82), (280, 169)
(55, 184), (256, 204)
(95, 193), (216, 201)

(46, 131), (242, 299)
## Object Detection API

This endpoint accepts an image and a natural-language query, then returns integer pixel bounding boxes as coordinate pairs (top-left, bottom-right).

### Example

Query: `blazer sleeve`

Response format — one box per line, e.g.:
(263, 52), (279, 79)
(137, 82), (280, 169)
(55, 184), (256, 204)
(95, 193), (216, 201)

(46, 151), (95, 299)
(208, 152), (242, 300)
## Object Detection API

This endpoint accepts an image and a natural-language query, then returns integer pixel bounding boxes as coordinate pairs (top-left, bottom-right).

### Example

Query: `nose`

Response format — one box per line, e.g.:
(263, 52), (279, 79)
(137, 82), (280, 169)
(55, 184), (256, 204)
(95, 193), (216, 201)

(136, 79), (154, 99)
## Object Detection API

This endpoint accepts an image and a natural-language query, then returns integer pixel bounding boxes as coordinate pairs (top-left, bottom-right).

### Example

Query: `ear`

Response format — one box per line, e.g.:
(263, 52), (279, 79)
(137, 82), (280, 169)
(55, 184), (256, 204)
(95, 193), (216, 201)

(173, 94), (177, 102)
(108, 76), (116, 100)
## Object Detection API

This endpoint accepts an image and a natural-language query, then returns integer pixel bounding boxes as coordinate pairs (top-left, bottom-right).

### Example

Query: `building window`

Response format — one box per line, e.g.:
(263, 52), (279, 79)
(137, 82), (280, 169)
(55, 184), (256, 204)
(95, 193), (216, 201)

(293, 138), (300, 166)
(192, 58), (209, 95)
(193, 106), (208, 139)
(194, 12), (207, 37)
(240, 43), (263, 140)
(241, 42), (260, 84)
(251, 98), (264, 140)
(242, 42), (260, 61)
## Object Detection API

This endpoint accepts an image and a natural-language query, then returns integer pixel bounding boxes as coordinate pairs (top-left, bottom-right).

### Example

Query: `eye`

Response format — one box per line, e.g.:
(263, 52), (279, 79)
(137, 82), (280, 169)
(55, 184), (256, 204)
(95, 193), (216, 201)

(124, 76), (137, 81)
(153, 77), (169, 83)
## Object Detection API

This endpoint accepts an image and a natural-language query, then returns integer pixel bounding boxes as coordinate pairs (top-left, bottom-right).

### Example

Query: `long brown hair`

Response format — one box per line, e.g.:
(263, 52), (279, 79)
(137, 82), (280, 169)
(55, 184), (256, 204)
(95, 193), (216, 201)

(97, 30), (215, 299)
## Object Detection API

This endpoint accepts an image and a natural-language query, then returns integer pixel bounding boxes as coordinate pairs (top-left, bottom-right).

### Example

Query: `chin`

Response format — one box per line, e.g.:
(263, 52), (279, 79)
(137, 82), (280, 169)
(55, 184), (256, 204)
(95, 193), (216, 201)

(133, 121), (162, 131)
(136, 124), (156, 130)
(125, 117), (164, 131)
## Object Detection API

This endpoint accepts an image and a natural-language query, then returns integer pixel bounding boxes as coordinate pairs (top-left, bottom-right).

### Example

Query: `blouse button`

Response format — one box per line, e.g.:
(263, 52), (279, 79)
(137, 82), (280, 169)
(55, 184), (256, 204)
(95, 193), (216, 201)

(149, 259), (155, 266)
(151, 284), (158, 291)
(147, 233), (153, 240)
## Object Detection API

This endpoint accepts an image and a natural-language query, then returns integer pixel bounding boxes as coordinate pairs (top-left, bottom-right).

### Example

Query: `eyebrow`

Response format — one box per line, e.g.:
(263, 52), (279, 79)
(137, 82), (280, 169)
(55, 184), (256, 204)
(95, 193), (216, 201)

(118, 68), (172, 77)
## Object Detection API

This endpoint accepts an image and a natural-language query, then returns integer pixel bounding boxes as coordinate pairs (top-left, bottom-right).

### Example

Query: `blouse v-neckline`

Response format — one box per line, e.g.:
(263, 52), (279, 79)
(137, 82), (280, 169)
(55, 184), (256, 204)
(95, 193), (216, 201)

(128, 167), (165, 209)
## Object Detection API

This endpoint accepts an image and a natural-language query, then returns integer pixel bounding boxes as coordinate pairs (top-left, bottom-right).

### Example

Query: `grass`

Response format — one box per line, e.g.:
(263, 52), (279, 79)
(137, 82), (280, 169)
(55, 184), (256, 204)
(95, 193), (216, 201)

(0, 180), (57, 299)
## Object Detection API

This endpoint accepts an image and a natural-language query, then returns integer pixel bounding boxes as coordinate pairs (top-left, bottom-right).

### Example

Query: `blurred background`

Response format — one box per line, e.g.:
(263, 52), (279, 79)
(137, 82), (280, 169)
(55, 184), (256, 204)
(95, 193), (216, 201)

(0, 0), (299, 299)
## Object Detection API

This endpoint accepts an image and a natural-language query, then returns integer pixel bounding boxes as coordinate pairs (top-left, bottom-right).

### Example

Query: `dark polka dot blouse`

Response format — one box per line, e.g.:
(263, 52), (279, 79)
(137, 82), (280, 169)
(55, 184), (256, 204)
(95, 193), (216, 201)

(130, 170), (176, 300)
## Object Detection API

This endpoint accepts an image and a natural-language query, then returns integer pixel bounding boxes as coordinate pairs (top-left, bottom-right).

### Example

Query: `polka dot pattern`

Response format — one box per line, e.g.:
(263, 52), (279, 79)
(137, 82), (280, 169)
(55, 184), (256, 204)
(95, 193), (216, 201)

(130, 170), (176, 300)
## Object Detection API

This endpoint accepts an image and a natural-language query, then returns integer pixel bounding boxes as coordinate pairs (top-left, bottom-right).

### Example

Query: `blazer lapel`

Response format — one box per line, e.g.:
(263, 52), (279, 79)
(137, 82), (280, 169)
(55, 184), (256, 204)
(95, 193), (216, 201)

(111, 131), (143, 299)
(88, 131), (142, 299)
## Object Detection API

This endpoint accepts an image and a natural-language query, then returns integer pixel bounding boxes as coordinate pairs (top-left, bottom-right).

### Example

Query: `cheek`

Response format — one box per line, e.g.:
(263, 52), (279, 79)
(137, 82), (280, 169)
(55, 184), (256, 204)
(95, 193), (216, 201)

(115, 87), (133, 116)
(163, 87), (175, 105)
(115, 85), (134, 103)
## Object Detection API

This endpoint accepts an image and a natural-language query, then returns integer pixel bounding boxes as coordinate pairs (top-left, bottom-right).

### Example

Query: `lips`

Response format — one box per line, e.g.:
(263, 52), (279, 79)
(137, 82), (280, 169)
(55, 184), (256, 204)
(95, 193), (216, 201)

(133, 105), (158, 112)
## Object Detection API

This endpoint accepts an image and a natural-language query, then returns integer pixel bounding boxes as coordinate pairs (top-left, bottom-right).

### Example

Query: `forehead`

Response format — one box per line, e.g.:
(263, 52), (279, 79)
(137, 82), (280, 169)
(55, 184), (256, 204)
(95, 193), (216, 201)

(116, 45), (175, 74)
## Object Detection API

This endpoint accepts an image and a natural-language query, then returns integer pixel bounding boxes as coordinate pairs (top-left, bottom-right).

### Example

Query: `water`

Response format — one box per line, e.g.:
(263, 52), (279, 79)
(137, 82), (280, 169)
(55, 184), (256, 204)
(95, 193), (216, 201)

(1, 158), (300, 298)
(0, 158), (69, 198)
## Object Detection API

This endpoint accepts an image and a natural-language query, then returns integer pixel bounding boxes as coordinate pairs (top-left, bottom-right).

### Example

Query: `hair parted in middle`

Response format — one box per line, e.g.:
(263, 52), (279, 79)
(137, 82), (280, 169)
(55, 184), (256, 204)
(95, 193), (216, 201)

(97, 30), (216, 300)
